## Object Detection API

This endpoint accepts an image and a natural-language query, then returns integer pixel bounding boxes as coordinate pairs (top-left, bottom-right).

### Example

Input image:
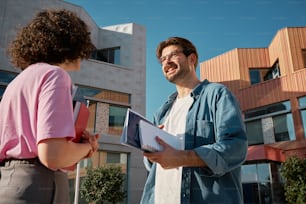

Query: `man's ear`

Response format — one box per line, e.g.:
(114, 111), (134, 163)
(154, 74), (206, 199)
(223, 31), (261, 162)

(188, 53), (197, 67)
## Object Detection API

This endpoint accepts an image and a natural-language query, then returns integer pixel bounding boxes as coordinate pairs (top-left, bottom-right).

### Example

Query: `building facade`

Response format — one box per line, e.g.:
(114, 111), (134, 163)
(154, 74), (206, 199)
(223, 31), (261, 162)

(0, 0), (147, 203)
(200, 27), (306, 203)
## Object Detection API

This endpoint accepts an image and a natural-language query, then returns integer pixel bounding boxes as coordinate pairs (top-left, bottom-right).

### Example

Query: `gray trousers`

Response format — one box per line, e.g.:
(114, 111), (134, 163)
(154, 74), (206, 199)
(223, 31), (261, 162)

(0, 158), (70, 204)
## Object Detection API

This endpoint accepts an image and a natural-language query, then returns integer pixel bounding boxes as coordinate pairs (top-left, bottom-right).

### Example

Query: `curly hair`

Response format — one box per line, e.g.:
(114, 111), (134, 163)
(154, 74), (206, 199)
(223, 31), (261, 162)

(156, 37), (198, 68)
(8, 9), (96, 70)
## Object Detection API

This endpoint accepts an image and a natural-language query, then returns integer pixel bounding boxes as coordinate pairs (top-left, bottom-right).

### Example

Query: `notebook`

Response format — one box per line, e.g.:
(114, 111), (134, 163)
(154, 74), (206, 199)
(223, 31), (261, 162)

(120, 108), (154, 150)
(138, 120), (183, 152)
(73, 101), (90, 143)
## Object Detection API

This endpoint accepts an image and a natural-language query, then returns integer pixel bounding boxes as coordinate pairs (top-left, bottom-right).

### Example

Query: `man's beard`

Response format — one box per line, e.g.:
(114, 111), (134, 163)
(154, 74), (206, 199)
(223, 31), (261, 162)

(166, 67), (188, 84)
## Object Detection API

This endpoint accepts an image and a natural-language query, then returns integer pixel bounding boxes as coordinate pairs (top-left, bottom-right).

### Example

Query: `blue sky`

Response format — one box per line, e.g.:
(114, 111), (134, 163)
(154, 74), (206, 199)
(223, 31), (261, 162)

(65, 0), (306, 120)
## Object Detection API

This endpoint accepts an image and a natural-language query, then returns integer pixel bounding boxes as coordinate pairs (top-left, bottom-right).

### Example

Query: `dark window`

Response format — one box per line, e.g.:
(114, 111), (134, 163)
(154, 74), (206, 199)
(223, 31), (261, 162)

(245, 119), (264, 145)
(0, 70), (17, 84)
(249, 68), (272, 85)
(273, 114), (292, 142)
(91, 47), (120, 65)
(244, 101), (295, 143)
(109, 105), (127, 129)
(73, 85), (102, 103)
(0, 70), (18, 100)
(302, 49), (306, 68)
(298, 96), (306, 138)
(106, 152), (121, 163)
(271, 60), (280, 78)
(249, 60), (280, 85)
(245, 101), (290, 119)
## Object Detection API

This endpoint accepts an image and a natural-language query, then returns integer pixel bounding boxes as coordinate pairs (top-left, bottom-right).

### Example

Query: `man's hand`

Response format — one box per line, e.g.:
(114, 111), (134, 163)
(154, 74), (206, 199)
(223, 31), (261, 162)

(143, 136), (206, 169)
(143, 136), (183, 169)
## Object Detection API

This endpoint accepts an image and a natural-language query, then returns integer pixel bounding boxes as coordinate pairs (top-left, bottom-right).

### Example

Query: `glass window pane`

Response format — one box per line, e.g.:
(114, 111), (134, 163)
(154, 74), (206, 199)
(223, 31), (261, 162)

(273, 114), (295, 141)
(249, 70), (260, 85)
(114, 48), (120, 65)
(242, 164), (258, 182)
(299, 96), (306, 107)
(108, 49), (115, 63)
(302, 49), (306, 68)
(258, 182), (272, 204)
(243, 183), (261, 204)
(74, 86), (102, 103)
(109, 106), (127, 127)
(257, 163), (270, 182)
(109, 106), (127, 135)
(107, 152), (121, 163)
(0, 86), (5, 98)
(246, 120), (264, 145)
(245, 101), (291, 119)
(301, 110), (306, 138)
(0, 71), (17, 83)
(97, 49), (108, 62)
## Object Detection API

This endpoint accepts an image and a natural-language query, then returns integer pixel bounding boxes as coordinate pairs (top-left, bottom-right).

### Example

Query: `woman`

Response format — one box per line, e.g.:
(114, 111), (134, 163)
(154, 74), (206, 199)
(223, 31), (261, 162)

(0, 9), (99, 203)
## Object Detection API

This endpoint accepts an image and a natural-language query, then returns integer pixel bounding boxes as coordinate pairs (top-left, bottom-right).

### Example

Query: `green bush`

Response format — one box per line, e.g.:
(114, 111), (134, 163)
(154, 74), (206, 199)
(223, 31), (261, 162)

(280, 156), (306, 204)
(80, 165), (127, 204)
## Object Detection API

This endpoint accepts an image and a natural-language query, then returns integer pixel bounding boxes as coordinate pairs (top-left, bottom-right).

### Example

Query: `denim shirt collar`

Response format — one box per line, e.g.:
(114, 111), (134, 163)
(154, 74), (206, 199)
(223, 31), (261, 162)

(154, 79), (210, 125)
(167, 79), (210, 102)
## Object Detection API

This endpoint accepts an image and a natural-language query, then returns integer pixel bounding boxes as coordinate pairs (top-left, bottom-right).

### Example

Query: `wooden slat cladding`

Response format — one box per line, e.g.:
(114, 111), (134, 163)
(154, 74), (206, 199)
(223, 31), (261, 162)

(200, 48), (270, 91)
(235, 69), (306, 111)
(200, 48), (240, 91)
(269, 27), (306, 75)
(287, 27), (306, 71)
(94, 89), (130, 104)
(237, 48), (270, 89)
(200, 27), (306, 111)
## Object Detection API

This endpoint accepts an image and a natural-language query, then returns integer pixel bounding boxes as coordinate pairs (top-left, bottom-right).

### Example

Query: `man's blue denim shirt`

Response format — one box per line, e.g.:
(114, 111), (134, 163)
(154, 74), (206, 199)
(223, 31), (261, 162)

(141, 80), (248, 204)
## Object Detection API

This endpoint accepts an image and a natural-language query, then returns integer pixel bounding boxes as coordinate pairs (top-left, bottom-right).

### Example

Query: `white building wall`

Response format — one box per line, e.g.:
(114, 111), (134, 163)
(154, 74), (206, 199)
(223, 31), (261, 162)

(0, 0), (147, 203)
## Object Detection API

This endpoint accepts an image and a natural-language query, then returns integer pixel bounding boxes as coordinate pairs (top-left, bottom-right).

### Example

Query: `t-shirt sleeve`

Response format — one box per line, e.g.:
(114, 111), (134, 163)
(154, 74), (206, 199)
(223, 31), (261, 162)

(36, 68), (75, 143)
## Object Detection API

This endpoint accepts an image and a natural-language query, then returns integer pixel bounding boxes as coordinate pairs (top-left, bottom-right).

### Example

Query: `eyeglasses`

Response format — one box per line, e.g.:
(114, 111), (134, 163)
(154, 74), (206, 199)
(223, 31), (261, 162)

(159, 50), (184, 64)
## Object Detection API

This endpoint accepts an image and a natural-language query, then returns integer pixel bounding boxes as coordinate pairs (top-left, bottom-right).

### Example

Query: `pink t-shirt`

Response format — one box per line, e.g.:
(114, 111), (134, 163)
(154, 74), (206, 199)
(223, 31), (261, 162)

(0, 63), (76, 161)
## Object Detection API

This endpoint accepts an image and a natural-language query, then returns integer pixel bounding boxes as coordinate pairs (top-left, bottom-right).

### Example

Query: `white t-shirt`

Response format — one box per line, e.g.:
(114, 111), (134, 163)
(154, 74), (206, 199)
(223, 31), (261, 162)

(155, 94), (193, 204)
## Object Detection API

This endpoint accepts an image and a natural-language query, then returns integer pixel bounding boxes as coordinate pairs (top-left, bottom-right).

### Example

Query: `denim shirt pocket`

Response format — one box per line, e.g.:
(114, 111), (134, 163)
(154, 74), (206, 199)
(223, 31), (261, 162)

(195, 120), (215, 145)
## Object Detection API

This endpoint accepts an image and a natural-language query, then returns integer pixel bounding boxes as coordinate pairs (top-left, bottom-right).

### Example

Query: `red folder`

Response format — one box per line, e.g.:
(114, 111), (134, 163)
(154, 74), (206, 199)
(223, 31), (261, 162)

(73, 101), (90, 143)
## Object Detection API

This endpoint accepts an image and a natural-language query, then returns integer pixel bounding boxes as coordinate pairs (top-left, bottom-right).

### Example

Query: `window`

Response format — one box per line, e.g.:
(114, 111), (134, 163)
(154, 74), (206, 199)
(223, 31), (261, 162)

(242, 162), (285, 203)
(107, 152), (121, 163)
(0, 85), (5, 100)
(244, 101), (295, 144)
(73, 85), (102, 103)
(91, 47), (120, 65)
(245, 101), (291, 119)
(249, 60), (280, 85)
(273, 114), (295, 141)
(73, 85), (130, 135)
(298, 96), (306, 138)
(0, 70), (18, 100)
(0, 70), (17, 83)
(271, 60), (280, 78)
(242, 163), (273, 204)
(245, 119), (264, 145)
(99, 151), (128, 174)
(302, 49), (306, 68)
(109, 105), (128, 135)
(249, 68), (271, 85)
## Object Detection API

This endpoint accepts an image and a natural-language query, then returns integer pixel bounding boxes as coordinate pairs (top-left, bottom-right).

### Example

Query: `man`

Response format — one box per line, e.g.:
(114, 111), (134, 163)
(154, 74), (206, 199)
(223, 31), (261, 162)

(141, 37), (248, 204)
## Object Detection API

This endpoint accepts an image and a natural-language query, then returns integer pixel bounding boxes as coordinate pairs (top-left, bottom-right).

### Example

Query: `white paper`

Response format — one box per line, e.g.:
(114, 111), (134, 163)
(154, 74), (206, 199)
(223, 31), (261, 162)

(138, 120), (183, 152)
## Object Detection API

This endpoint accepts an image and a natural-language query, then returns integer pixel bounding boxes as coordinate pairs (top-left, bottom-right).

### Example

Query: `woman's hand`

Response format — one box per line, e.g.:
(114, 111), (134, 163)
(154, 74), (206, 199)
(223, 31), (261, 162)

(80, 130), (100, 158)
